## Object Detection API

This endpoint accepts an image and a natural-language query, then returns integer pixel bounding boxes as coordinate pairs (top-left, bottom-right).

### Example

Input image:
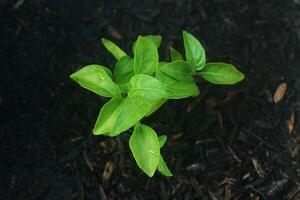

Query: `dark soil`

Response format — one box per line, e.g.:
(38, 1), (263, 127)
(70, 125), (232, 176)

(1, 0), (300, 199)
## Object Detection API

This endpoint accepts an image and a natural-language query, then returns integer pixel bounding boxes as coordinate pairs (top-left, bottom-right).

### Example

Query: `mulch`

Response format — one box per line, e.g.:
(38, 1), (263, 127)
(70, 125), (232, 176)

(1, 0), (300, 199)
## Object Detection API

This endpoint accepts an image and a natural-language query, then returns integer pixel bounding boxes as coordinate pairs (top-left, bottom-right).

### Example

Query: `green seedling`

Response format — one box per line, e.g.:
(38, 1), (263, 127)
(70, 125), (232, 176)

(70, 31), (244, 177)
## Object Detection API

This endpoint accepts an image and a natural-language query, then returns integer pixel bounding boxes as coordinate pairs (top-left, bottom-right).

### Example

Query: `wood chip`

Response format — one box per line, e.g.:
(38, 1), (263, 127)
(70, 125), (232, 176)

(273, 83), (287, 103)
(242, 173), (251, 180)
(69, 136), (85, 144)
(186, 163), (205, 172)
(254, 120), (272, 129)
(172, 132), (184, 140)
(100, 139), (116, 153)
(98, 184), (108, 200)
(13, 0), (24, 10)
(227, 147), (242, 163)
(83, 149), (94, 172)
(267, 179), (288, 197)
(223, 91), (237, 103)
(224, 177), (233, 200)
(102, 160), (114, 182)
(251, 157), (265, 177)
(106, 25), (123, 40)
(205, 97), (218, 108)
(190, 177), (203, 198)
(289, 144), (298, 158)
(287, 112), (295, 134)
(287, 185), (300, 200)
(217, 111), (224, 129)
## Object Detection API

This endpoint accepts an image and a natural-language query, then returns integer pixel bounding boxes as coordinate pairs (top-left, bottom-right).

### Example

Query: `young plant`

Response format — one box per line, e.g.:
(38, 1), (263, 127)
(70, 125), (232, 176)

(70, 31), (244, 177)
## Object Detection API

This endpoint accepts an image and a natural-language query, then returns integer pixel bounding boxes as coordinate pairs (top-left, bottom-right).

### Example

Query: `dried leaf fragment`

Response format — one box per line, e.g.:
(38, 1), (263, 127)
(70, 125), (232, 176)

(273, 83), (287, 103)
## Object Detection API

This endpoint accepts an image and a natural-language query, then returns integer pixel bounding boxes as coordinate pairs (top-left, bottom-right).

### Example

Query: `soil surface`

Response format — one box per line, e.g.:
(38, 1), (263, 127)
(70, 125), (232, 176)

(1, 0), (300, 199)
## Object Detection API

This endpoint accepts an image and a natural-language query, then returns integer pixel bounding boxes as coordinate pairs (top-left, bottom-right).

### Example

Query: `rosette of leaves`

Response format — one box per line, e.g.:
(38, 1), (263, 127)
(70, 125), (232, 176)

(70, 31), (244, 177)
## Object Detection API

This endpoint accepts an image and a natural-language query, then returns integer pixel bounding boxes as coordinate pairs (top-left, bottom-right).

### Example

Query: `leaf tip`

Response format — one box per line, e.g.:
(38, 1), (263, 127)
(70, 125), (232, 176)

(69, 73), (75, 80)
(137, 35), (143, 41)
(182, 30), (192, 39)
(145, 170), (156, 177)
(92, 129), (99, 135)
(110, 126), (122, 137)
(69, 71), (79, 82)
(240, 71), (245, 81)
(233, 68), (245, 84)
(101, 37), (107, 43)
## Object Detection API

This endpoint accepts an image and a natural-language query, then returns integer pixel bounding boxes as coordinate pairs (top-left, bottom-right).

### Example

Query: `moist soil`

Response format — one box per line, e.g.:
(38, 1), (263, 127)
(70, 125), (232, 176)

(1, 0), (300, 199)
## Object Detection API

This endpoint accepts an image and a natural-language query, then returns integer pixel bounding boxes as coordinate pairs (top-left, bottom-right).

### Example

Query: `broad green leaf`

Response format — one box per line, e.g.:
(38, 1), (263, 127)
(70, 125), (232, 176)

(132, 35), (162, 52)
(159, 62), (167, 66)
(145, 99), (167, 117)
(200, 62), (245, 85)
(102, 68), (113, 79)
(158, 135), (167, 148)
(156, 62), (167, 76)
(111, 97), (151, 136)
(156, 71), (199, 99)
(183, 31), (206, 70)
(170, 47), (183, 61)
(144, 35), (162, 48)
(159, 61), (194, 83)
(157, 135), (172, 176)
(93, 97), (123, 135)
(128, 74), (167, 100)
(129, 124), (160, 177)
(166, 82), (200, 99)
(101, 38), (127, 60)
(114, 56), (134, 84)
(156, 70), (177, 86)
(134, 36), (158, 75)
(117, 83), (129, 94)
(70, 65), (121, 98)
(157, 155), (173, 177)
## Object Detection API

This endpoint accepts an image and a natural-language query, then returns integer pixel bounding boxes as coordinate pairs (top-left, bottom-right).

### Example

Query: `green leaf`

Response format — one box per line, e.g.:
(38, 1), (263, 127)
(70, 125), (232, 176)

(101, 38), (127, 60)
(170, 47), (183, 61)
(157, 135), (172, 176)
(166, 82), (200, 99)
(143, 35), (161, 48)
(111, 97), (151, 136)
(156, 71), (199, 99)
(93, 97), (124, 135)
(117, 83), (129, 94)
(114, 56), (134, 85)
(144, 35), (162, 48)
(70, 65), (121, 98)
(159, 61), (194, 83)
(134, 36), (158, 75)
(145, 99), (167, 117)
(129, 124), (160, 177)
(157, 155), (173, 177)
(159, 62), (167, 66)
(158, 135), (167, 148)
(132, 35), (162, 52)
(156, 70), (177, 86)
(183, 31), (206, 70)
(128, 74), (167, 100)
(156, 62), (167, 76)
(200, 62), (245, 85)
